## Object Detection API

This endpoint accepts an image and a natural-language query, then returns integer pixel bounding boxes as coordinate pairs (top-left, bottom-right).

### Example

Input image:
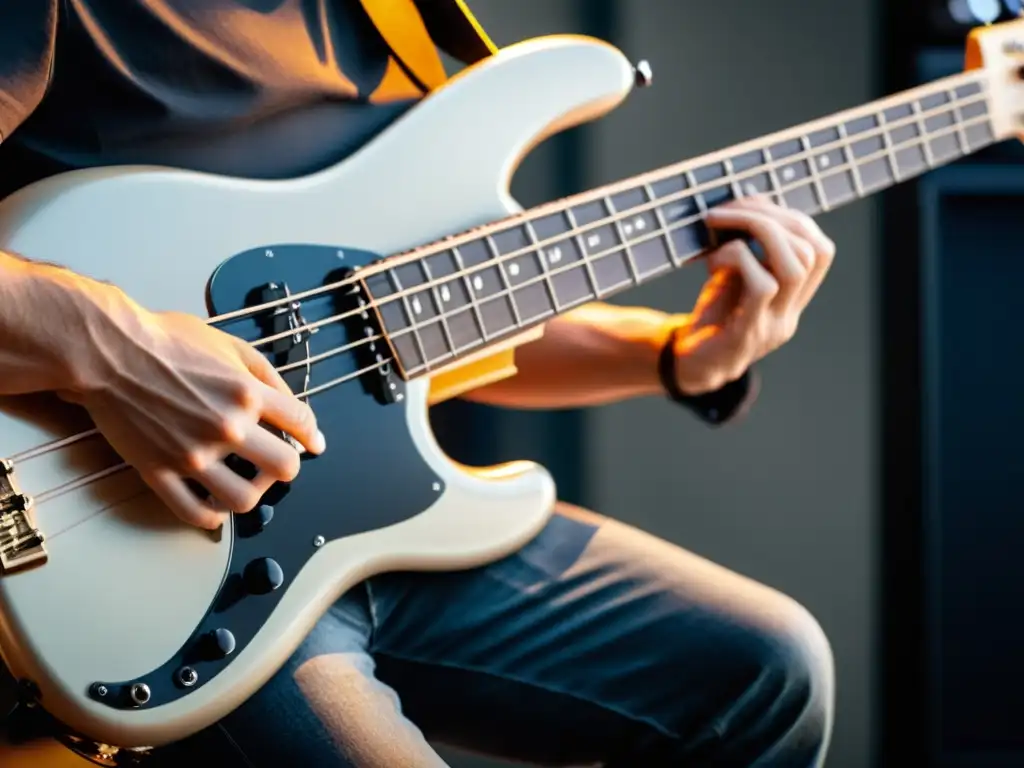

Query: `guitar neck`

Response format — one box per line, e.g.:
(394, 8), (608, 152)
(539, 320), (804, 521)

(365, 67), (999, 379)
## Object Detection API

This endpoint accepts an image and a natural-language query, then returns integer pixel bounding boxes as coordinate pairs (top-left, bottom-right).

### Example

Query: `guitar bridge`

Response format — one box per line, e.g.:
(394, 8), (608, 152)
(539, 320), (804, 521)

(0, 459), (47, 574)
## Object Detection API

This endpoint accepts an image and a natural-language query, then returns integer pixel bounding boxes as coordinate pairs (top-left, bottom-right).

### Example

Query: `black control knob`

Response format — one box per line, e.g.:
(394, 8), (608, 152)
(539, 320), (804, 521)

(243, 557), (284, 595)
(255, 504), (274, 529)
(203, 628), (237, 660)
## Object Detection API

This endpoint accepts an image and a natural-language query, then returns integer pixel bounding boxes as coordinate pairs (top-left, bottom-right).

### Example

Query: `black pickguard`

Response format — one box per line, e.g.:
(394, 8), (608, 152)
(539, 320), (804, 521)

(86, 244), (443, 711)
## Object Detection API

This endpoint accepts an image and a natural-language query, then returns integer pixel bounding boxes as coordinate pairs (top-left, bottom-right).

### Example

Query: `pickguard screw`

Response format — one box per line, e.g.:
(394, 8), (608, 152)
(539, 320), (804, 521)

(93, 685), (108, 698)
(432, 482), (441, 492)
(313, 535), (325, 548)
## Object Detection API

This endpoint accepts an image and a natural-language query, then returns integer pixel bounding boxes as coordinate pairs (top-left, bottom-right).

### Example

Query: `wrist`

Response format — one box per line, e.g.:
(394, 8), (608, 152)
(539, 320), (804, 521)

(656, 325), (756, 425)
(17, 262), (133, 395)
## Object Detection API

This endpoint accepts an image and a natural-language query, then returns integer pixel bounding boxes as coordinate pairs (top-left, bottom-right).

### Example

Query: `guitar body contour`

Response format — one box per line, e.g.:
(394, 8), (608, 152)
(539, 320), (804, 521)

(0, 35), (635, 750)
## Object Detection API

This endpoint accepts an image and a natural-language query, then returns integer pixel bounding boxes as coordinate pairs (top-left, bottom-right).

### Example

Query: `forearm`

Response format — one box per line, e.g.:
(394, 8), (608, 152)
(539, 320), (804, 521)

(0, 250), (117, 395)
(462, 302), (676, 409)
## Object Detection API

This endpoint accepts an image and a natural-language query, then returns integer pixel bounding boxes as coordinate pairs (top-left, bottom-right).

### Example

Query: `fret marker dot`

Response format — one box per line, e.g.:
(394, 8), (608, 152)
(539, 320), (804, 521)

(818, 155), (831, 168)
(508, 262), (520, 277)
(472, 276), (484, 291)
(744, 183), (758, 196)
(782, 167), (796, 181)
(623, 223), (634, 235)
(587, 234), (601, 248)
(666, 204), (687, 221)
(411, 297), (423, 315)
(634, 217), (647, 230)
(440, 285), (451, 303)
(546, 247), (562, 264)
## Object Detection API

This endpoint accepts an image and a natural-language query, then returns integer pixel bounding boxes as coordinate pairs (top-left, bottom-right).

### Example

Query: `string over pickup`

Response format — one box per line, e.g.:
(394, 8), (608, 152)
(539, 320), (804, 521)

(0, 459), (48, 574)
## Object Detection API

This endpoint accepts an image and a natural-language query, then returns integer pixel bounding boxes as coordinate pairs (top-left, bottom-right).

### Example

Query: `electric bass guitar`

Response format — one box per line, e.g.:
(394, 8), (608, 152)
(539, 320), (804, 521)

(0, 19), (1022, 766)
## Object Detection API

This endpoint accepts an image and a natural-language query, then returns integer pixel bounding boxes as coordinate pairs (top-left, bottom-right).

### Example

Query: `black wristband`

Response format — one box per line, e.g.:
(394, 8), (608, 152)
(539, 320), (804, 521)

(657, 326), (754, 426)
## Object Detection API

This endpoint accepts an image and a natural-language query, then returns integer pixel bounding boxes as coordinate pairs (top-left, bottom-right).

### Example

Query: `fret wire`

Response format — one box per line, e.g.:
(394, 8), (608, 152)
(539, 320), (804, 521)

(385, 268), (432, 374)
(835, 121), (866, 198)
(396, 89), (990, 302)
(561, 207), (606, 299)
(948, 87), (972, 156)
(723, 157), (743, 201)
(393, 109), (992, 373)
(362, 77), (988, 301)
(523, 220), (565, 310)
(876, 110), (902, 184)
(646, 181), (683, 266)
(911, 99), (936, 169)
(418, 257), (461, 357)
(799, 135), (830, 213)
(603, 195), (642, 285)
(451, 245), (491, 343)
(760, 147), (786, 209)
(684, 169), (719, 249)
(485, 234), (524, 330)
(375, 106), (993, 347)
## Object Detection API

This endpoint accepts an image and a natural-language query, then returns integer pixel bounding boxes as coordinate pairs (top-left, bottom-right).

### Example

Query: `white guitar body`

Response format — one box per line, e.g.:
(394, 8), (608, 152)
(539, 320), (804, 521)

(0, 36), (635, 751)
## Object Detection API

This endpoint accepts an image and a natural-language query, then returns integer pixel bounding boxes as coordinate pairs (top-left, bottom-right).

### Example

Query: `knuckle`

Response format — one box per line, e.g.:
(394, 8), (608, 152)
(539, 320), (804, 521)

(230, 379), (258, 411)
(794, 240), (815, 268)
(211, 416), (245, 445)
(180, 448), (210, 475)
(278, 451), (302, 481)
(755, 275), (780, 298)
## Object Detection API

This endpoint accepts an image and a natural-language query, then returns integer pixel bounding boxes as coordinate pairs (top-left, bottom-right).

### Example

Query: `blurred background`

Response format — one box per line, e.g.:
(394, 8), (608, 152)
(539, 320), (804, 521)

(429, 1), (1024, 767)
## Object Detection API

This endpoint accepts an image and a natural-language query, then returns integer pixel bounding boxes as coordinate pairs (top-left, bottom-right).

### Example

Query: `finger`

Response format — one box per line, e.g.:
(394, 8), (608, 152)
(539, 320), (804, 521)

(236, 423), (303, 483)
(193, 462), (273, 514)
(705, 207), (807, 312)
(259, 387), (326, 455)
(732, 198), (836, 310)
(235, 340), (294, 397)
(705, 239), (778, 336)
(143, 468), (229, 530)
(740, 196), (835, 255)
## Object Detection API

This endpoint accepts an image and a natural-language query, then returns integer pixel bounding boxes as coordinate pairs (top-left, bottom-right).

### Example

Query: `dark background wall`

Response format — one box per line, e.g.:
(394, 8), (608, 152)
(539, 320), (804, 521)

(435, 2), (880, 767)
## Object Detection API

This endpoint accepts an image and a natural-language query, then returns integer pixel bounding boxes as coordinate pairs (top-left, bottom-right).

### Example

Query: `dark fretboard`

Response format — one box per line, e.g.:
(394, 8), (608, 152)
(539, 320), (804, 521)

(363, 69), (997, 379)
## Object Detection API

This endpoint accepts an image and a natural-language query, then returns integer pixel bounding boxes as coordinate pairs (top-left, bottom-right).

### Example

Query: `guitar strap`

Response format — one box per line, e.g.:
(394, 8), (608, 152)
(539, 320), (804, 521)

(358, 0), (497, 95)
(0, 0), (501, 751)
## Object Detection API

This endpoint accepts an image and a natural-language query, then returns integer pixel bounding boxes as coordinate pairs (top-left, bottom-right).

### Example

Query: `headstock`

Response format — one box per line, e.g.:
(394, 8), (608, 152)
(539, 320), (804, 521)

(965, 17), (1024, 142)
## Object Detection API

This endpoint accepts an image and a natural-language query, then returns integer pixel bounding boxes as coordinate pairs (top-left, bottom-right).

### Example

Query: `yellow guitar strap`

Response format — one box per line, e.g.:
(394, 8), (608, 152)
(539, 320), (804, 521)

(356, 1), (519, 400)
(358, 0), (497, 100)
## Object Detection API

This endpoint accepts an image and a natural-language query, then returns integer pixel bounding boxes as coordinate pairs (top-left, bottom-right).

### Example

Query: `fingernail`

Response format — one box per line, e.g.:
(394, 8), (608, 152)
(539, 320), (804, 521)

(312, 429), (327, 453)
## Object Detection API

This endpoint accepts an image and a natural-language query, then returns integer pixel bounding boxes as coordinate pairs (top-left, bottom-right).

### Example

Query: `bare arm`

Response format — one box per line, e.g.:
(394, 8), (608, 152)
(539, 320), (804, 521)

(460, 302), (671, 409)
(0, 251), (122, 394)
(0, 251), (325, 529)
(465, 198), (836, 413)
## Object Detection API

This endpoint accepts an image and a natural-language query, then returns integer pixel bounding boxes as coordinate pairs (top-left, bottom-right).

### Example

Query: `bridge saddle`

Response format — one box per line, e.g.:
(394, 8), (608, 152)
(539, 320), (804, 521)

(0, 460), (47, 574)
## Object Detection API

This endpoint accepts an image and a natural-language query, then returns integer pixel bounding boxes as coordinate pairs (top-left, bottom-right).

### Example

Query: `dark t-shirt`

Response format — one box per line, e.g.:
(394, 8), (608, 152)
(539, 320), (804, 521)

(0, 0), (492, 197)
(0, 1), (758, 426)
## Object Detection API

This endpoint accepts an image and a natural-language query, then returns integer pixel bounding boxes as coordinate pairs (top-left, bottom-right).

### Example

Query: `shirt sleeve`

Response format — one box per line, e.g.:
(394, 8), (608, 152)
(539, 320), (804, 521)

(0, 3), (60, 142)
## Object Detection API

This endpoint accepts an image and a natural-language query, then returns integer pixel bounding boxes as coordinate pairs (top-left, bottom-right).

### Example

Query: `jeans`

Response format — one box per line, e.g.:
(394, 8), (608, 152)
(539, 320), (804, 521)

(155, 503), (834, 767)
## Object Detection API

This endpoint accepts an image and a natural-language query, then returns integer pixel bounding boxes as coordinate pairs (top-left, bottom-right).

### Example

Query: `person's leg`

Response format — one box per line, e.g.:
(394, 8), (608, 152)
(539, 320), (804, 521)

(158, 501), (833, 767)
(367, 502), (834, 767)
(151, 587), (447, 768)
